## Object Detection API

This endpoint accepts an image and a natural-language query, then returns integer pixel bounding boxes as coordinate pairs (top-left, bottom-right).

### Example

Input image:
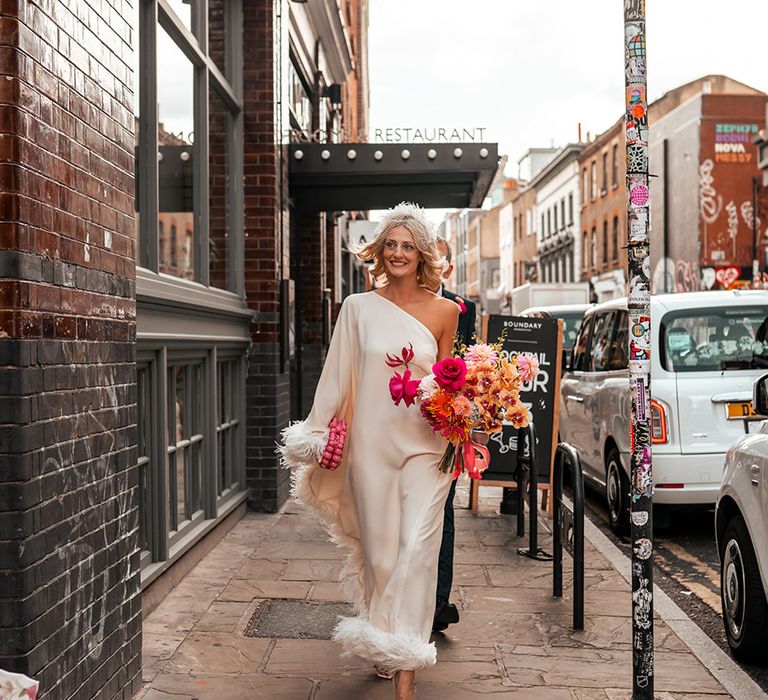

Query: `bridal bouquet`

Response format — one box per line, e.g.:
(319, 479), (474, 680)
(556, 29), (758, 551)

(386, 339), (539, 479)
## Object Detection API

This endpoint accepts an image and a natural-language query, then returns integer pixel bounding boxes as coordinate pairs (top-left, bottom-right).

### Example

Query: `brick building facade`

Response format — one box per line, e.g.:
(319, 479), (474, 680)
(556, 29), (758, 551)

(1, 1), (141, 697)
(578, 74), (765, 300)
(578, 122), (626, 301)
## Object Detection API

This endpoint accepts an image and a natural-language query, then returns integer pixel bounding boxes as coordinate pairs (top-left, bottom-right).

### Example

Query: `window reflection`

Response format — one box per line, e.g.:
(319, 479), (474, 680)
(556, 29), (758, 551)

(158, 26), (195, 280)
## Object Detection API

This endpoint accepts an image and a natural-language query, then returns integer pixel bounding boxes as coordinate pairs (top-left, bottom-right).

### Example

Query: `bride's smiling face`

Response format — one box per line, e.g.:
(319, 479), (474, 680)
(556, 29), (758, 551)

(382, 226), (421, 280)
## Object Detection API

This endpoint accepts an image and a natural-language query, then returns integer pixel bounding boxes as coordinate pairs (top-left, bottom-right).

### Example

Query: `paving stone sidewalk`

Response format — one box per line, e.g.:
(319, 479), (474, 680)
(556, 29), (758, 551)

(138, 484), (732, 699)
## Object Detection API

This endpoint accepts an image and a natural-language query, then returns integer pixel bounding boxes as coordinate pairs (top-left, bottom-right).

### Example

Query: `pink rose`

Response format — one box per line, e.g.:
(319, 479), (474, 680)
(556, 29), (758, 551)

(432, 357), (467, 393)
(389, 369), (420, 407)
(454, 296), (467, 314)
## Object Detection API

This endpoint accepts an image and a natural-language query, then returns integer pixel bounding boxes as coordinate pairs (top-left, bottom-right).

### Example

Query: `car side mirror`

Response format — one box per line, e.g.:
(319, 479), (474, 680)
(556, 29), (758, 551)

(753, 373), (768, 417)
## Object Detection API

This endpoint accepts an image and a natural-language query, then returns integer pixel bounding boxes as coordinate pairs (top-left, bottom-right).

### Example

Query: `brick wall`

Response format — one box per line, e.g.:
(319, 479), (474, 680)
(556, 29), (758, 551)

(242, 0), (291, 512)
(0, 1), (140, 697)
(579, 123), (627, 281)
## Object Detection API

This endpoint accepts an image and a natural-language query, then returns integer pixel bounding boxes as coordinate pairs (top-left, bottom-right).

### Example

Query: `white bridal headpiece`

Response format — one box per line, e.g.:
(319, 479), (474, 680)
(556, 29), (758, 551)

(372, 202), (437, 249)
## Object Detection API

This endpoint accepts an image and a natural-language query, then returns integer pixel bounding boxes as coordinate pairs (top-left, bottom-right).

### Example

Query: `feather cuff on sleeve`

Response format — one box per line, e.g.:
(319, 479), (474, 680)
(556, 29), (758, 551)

(277, 421), (328, 469)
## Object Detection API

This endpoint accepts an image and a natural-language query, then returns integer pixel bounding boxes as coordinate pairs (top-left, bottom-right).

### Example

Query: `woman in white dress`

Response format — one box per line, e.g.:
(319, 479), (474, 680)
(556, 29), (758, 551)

(278, 203), (459, 699)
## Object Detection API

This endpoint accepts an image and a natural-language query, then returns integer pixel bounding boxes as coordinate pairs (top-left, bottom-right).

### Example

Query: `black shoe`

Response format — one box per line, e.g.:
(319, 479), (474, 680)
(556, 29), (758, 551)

(432, 601), (460, 632)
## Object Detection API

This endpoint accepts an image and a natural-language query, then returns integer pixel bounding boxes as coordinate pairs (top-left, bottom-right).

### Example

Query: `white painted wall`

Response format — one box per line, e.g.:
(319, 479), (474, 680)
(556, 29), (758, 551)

(499, 202), (514, 295)
(535, 160), (581, 282)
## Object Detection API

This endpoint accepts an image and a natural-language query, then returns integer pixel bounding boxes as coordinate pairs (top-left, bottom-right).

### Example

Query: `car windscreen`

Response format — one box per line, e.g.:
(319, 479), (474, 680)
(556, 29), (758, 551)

(660, 306), (768, 372)
(558, 312), (587, 350)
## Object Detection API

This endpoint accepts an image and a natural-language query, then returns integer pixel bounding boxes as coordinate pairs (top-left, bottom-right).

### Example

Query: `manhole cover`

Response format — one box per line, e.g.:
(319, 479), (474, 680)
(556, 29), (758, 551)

(243, 599), (354, 640)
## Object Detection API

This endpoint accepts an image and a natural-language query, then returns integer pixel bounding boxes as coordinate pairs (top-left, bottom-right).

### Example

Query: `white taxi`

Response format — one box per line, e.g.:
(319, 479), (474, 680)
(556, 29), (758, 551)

(716, 372), (768, 665)
(559, 290), (768, 533)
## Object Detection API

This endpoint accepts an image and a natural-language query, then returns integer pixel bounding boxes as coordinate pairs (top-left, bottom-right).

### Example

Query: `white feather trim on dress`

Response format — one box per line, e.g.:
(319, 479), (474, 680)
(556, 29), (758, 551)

(277, 421), (327, 468)
(333, 616), (437, 671)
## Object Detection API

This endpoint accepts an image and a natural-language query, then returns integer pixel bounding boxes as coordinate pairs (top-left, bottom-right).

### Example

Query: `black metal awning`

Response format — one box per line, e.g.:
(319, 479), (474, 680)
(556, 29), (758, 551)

(288, 142), (500, 211)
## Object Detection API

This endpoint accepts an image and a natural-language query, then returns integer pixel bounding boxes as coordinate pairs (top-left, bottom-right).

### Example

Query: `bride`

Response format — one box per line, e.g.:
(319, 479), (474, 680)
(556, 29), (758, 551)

(278, 203), (459, 699)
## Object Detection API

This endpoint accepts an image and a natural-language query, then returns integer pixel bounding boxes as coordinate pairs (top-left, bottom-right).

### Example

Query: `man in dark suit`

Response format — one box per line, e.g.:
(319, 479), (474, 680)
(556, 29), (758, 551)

(432, 237), (477, 632)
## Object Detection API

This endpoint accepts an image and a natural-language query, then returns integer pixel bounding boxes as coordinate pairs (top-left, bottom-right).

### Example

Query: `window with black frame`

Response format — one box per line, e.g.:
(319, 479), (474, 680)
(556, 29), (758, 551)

(134, 0), (243, 293)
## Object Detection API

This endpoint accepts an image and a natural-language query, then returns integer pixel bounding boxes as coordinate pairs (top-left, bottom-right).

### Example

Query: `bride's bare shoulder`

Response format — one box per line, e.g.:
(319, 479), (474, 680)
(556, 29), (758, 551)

(428, 293), (460, 320)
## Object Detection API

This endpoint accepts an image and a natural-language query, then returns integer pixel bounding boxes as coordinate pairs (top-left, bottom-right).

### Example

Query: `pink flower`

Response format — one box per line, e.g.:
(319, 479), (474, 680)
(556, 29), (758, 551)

(454, 296), (467, 314)
(464, 342), (498, 365)
(449, 394), (472, 417)
(517, 353), (540, 383)
(432, 356), (467, 392)
(386, 343), (415, 368)
(389, 369), (420, 407)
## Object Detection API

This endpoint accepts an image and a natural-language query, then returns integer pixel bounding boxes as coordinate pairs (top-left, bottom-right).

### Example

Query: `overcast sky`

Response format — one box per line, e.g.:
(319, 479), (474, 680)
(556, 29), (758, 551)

(368, 0), (767, 222)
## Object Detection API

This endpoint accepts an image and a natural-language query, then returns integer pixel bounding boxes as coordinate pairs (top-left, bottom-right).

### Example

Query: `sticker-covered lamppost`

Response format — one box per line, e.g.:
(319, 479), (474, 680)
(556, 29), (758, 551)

(624, 1), (654, 697)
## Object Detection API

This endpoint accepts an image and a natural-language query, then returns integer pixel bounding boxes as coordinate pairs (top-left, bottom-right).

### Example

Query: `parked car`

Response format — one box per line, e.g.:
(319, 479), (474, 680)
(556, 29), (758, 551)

(559, 290), (768, 533)
(715, 372), (768, 664)
(519, 303), (592, 353)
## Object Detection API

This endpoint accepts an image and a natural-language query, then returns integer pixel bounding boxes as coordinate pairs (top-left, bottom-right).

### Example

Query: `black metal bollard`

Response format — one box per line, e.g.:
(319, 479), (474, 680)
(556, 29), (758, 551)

(553, 442), (584, 630)
(516, 461), (525, 537)
(517, 423), (552, 561)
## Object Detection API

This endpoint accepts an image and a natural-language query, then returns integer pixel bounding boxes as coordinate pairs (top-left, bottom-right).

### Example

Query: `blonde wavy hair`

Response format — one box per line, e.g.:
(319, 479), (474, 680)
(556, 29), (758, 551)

(351, 202), (445, 291)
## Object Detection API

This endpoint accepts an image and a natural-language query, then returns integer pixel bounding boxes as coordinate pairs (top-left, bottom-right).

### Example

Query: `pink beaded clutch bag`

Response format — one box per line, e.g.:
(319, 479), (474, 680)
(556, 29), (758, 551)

(319, 417), (347, 470)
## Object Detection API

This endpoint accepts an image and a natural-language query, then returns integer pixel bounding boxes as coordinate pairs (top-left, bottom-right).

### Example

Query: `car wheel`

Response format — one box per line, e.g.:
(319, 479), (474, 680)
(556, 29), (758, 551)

(720, 515), (768, 665)
(605, 447), (629, 535)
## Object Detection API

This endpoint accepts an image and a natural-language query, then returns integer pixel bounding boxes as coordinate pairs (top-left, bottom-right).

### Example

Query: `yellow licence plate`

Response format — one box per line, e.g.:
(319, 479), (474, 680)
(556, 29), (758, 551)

(726, 402), (761, 420)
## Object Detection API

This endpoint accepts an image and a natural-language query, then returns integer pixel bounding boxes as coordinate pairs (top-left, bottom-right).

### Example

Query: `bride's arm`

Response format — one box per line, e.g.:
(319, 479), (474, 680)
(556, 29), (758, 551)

(277, 297), (357, 467)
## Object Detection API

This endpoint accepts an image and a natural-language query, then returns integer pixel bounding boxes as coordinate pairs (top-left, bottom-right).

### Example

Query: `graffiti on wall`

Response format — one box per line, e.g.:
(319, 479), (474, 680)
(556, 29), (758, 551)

(652, 257), (699, 294)
(700, 120), (767, 272)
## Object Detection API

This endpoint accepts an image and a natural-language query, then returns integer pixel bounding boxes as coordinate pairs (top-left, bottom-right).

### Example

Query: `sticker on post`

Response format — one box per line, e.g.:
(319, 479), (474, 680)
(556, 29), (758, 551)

(632, 376), (648, 421)
(628, 207), (649, 243)
(629, 359), (650, 376)
(634, 538), (652, 560)
(632, 576), (653, 629)
(629, 274), (650, 305)
(631, 511), (649, 526)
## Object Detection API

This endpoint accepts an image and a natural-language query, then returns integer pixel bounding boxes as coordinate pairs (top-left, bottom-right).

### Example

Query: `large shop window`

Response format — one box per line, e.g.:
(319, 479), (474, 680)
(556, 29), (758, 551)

(137, 347), (246, 583)
(134, 0), (243, 293)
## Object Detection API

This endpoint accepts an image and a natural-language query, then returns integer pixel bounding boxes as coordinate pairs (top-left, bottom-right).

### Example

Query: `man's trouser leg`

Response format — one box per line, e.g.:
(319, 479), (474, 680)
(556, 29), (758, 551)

(436, 477), (457, 603)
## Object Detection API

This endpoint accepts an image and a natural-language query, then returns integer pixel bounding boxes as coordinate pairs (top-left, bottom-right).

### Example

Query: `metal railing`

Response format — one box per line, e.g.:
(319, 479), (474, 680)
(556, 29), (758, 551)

(552, 442), (585, 630)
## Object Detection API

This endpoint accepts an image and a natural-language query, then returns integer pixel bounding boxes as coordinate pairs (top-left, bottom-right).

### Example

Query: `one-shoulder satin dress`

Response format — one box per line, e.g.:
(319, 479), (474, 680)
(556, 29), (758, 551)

(278, 290), (452, 671)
